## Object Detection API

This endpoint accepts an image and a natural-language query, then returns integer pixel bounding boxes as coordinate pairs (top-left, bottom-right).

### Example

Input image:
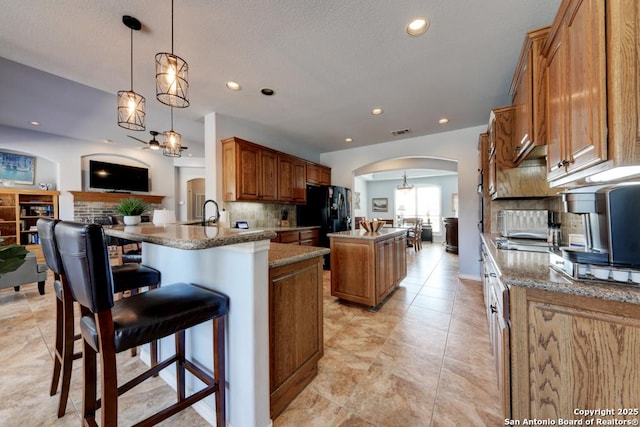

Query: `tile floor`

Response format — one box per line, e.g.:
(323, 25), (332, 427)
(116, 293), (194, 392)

(0, 243), (501, 426)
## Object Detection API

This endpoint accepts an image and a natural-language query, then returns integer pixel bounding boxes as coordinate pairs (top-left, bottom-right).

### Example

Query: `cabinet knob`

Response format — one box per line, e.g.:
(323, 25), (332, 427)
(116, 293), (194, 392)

(490, 304), (498, 314)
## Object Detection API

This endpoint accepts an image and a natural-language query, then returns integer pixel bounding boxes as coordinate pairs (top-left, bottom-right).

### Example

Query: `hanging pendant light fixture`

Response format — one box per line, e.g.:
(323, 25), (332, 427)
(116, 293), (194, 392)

(163, 107), (183, 157)
(117, 15), (146, 130)
(397, 171), (414, 190)
(155, 0), (189, 108)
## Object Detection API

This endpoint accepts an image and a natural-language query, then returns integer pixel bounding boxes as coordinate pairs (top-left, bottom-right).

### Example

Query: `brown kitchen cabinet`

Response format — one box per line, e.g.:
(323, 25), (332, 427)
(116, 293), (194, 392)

(543, 0), (640, 187)
(486, 107), (557, 199)
(329, 230), (406, 307)
(306, 162), (331, 186)
(271, 228), (320, 246)
(510, 26), (550, 165)
(394, 234), (407, 286)
(510, 286), (640, 422)
(260, 149), (279, 201)
(222, 136), (326, 203)
(375, 238), (395, 301)
(278, 155), (307, 204)
(544, 0), (607, 184)
(222, 137), (261, 201)
(269, 255), (324, 418)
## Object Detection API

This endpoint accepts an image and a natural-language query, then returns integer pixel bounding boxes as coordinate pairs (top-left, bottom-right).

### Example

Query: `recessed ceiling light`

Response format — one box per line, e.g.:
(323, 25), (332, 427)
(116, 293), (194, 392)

(226, 81), (242, 91)
(438, 118), (449, 124)
(261, 88), (275, 96)
(371, 108), (384, 115)
(407, 17), (429, 37)
(345, 138), (353, 143)
(103, 139), (112, 144)
(28, 121), (40, 126)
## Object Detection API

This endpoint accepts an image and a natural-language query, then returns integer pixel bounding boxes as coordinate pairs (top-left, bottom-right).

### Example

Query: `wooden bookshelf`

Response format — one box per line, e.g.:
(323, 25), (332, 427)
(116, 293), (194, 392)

(0, 188), (59, 262)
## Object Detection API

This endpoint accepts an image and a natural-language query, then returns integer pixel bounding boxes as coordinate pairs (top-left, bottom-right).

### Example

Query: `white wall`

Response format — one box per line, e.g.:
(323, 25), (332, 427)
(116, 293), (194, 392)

(321, 126), (484, 280)
(0, 125), (178, 220)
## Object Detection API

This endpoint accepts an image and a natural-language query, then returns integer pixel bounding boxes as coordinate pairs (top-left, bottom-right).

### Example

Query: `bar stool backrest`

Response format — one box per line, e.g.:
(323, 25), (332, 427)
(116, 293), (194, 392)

(55, 221), (115, 313)
(37, 218), (63, 275)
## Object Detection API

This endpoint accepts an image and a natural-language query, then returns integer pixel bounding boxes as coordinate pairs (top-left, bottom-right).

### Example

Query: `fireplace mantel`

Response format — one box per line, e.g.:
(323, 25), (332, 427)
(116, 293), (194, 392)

(69, 191), (165, 204)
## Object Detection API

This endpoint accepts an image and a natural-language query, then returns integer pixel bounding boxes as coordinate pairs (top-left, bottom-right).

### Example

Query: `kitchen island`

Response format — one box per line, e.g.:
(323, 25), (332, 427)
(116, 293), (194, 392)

(328, 228), (407, 307)
(480, 233), (640, 423)
(105, 223), (277, 427)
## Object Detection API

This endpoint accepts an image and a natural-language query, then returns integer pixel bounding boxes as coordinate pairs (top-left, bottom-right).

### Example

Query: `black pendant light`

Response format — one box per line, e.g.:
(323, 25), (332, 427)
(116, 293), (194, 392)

(163, 107), (183, 157)
(117, 15), (146, 131)
(155, 0), (189, 108)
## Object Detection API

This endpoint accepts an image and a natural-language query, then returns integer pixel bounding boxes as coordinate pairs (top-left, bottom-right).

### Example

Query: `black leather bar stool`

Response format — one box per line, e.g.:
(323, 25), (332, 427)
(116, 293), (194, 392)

(37, 219), (161, 418)
(54, 221), (227, 426)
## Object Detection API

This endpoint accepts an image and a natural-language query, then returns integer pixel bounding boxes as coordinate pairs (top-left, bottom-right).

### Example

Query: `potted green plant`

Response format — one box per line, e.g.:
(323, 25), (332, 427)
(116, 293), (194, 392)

(114, 197), (148, 225)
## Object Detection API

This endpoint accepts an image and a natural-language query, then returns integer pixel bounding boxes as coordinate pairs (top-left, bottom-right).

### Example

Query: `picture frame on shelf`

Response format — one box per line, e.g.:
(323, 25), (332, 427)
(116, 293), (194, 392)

(0, 152), (35, 185)
(372, 197), (388, 212)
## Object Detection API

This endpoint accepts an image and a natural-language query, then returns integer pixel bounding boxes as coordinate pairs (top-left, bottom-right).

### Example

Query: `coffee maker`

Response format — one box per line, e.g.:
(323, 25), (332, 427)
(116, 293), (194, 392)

(562, 183), (640, 267)
(554, 184), (640, 282)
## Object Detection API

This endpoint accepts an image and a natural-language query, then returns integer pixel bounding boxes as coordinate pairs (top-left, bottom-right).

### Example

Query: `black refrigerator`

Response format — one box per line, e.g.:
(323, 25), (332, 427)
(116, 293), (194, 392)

(297, 185), (351, 269)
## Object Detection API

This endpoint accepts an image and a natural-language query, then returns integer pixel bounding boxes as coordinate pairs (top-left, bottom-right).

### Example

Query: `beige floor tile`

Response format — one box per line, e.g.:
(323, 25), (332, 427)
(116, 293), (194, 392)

(1, 244), (500, 427)
(345, 363), (436, 426)
(273, 387), (343, 427)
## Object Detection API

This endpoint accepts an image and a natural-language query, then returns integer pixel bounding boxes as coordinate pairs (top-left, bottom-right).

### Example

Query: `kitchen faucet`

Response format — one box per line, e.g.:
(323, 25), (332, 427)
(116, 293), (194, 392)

(201, 199), (220, 226)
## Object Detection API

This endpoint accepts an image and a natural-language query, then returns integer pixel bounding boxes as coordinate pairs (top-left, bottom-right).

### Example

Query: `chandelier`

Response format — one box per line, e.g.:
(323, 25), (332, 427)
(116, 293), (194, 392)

(117, 16), (146, 131)
(397, 171), (414, 190)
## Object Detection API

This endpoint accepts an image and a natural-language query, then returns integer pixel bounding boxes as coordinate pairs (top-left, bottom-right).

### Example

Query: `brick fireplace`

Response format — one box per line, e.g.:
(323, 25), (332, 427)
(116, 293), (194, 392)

(70, 192), (165, 223)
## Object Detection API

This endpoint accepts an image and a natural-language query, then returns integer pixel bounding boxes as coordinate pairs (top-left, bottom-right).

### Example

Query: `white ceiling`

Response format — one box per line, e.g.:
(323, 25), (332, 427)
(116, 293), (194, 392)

(0, 0), (561, 157)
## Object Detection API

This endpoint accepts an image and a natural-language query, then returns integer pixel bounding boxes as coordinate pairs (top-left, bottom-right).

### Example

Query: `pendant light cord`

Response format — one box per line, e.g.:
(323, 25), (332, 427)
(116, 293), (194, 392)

(171, 0), (174, 54)
(129, 27), (134, 91)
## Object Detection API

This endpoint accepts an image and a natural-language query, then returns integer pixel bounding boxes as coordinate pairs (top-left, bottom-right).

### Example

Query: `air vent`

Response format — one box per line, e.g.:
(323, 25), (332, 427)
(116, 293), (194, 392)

(391, 128), (411, 136)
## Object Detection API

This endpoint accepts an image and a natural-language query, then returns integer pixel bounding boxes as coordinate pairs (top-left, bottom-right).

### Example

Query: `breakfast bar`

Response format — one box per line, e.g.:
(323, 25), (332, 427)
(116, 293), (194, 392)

(106, 223), (277, 427)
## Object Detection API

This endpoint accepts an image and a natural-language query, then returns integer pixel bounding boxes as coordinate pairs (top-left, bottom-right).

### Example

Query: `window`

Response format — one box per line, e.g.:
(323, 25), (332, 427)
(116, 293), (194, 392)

(395, 185), (442, 232)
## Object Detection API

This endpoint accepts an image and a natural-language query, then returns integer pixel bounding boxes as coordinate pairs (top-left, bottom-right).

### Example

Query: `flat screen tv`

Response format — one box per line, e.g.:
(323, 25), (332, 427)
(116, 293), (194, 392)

(89, 160), (149, 192)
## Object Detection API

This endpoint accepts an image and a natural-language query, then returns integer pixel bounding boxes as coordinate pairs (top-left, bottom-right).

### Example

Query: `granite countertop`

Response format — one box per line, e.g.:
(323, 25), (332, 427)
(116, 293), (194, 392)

(104, 223), (277, 250)
(327, 228), (407, 241)
(481, 233), (640, 305)
(268, 243), (329, 268)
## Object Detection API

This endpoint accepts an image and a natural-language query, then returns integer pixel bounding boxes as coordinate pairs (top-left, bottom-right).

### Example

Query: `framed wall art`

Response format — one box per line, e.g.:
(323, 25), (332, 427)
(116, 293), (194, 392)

(372, 197), (388, 212)
(0, 152), (35, 185)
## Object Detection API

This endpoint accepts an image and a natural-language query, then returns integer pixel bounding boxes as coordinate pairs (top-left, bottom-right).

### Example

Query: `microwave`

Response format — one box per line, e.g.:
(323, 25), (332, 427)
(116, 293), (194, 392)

(497, 210), (548, 240)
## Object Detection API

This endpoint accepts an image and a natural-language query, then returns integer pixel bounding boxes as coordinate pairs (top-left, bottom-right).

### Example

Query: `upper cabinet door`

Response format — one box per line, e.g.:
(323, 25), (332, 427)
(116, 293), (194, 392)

(564, 0), (607, 173)
(260, 149), (278, 201)
(544, 0), (607, 185)
(278, 155), (294, 202)
(510, 27), (550, 165)
(545, 28), (567, 181)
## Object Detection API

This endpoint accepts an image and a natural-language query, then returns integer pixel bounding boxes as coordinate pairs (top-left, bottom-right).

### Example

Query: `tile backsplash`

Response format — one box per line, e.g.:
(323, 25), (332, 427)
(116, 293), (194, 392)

(224, 202), (297, 228)
(490, 196), (583, 245)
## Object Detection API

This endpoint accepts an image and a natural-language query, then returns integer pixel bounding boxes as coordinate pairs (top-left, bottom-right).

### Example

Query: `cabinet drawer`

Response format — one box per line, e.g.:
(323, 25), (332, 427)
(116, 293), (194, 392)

(279, 231), (300, 244)
(299, 229), (319, 240)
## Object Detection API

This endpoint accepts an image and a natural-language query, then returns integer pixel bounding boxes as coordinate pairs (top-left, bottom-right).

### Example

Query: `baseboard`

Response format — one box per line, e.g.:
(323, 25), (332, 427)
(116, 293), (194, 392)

(458, 273), (481, 282)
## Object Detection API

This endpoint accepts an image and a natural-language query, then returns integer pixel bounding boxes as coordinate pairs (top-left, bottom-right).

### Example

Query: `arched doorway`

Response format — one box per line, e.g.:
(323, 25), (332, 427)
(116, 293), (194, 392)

(352, 157), (458, 242)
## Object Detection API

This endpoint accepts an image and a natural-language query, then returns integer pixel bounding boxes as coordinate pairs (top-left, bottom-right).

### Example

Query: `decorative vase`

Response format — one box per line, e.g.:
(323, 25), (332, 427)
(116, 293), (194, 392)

(123, 215), (141, 226)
